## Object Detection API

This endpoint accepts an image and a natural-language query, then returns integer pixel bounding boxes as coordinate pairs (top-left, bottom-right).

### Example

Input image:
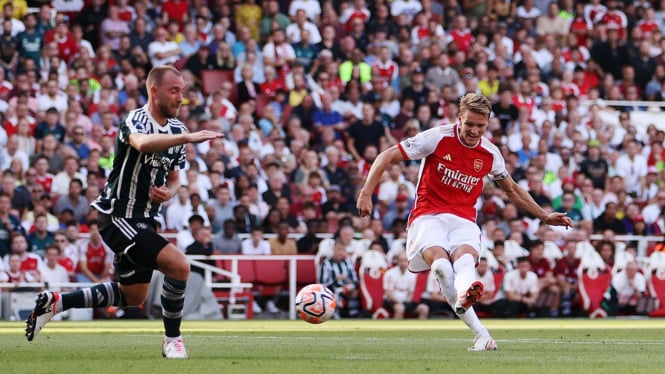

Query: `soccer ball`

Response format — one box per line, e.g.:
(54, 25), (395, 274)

(295, 284), (336, 324)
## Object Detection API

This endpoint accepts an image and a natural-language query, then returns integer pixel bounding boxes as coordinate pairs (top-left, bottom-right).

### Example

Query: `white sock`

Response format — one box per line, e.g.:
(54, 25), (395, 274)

(453, 253), (478, 296)
(431, 258), (456, 303)
(457, 307), (489, 338)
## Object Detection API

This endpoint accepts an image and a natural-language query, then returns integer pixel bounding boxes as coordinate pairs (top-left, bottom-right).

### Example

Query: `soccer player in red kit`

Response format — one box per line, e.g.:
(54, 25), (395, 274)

(357, 93), (572, 351)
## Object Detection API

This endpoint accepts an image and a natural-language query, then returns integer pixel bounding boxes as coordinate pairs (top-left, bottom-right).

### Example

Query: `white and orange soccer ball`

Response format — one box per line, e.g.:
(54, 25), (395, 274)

(295, 284), (336, 324)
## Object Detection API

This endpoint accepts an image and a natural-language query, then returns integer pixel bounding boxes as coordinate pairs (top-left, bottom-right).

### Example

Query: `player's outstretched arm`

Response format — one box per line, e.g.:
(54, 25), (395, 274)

(496, 175), (573, 228)
(357, 145), (405, 217)
(129, 130), (224, 153)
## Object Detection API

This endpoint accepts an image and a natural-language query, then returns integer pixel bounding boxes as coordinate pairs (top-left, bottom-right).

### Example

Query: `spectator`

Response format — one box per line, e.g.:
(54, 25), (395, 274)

(4, 232), (42, 281)
(53, 179), (89, 224)
(554, 240), (581, 316)
(52, 157), (86, 196)
(1, 252), (38, 284)
(176, 214), (205, 253)
(39, 245), (70, 291)
(318, 240), (360, 318)
(75, 220), (112, 283)
(165, 186), (192, 232)
(346, 103), (387, 162)
(212, 219), (242, 254)
(148, 26), (181, 67)
(528, 240), (561, 317)
(615, 139), (647, 198)
(268, 221), (297, 255)
(494, 256), (540, 318)
(602, 261), (646, 316)
(0, 193), (25, 257)
(382, 252), (429, 319)
(241, 226), (271, 255)
(185, 225), (215, 277)
(297, 219), (321, 254)
(27, 214), (54, 258)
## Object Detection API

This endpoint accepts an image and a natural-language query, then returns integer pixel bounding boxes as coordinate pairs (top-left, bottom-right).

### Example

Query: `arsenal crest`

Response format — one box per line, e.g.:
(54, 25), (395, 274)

(473, 159), (483, 172)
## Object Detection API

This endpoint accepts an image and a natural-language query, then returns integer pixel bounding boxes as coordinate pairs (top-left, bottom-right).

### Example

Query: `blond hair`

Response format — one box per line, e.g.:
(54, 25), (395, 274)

(459, 93), (492, 117)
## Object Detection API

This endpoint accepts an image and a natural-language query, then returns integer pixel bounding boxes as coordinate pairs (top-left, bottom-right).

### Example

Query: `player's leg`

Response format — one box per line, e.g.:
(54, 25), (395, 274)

(155, 243), (190, 340)
(25, 216), (134, 341)
(450, 245), (483, 314)
(129, 228), (189, 359)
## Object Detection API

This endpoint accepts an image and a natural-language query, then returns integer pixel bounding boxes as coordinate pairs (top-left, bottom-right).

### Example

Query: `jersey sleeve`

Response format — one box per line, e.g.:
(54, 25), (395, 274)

(485, 141), (509, 181)
(173, 144), (186, 171)
(118, 111), (148, 144)
(397, 127), (444, 160)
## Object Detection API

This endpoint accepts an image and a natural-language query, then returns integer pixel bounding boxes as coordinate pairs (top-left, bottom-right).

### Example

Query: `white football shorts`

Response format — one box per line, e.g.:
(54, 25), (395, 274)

(405, 213), (481, 272)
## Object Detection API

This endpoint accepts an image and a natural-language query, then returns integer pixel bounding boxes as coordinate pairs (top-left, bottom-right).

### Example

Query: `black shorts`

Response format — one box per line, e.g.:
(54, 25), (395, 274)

(98, 213), (170, 285)
(382, 300), (421, 314)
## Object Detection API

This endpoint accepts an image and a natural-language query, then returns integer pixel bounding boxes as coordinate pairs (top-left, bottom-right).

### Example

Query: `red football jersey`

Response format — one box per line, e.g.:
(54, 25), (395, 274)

(80, 242), (111, 275)
(397, 123), (507, 225)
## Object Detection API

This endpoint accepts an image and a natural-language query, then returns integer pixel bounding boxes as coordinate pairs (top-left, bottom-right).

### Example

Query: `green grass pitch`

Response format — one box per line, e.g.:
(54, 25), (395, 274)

(2, 319), (665, 373)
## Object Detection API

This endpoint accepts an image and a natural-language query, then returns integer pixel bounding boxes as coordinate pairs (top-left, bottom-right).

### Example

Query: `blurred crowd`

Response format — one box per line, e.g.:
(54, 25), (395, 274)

(1, 0), (665, 318)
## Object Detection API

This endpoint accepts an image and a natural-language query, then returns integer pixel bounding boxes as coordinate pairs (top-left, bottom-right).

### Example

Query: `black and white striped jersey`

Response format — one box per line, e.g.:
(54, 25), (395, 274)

(92, 105), (187, 220)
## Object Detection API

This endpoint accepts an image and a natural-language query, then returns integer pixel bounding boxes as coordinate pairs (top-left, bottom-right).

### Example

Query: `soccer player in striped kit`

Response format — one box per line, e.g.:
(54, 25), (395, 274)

(26, 65), (223, 359)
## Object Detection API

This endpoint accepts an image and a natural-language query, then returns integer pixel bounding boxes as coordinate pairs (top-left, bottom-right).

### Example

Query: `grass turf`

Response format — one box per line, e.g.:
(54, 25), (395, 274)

(1, 319), (665, 373)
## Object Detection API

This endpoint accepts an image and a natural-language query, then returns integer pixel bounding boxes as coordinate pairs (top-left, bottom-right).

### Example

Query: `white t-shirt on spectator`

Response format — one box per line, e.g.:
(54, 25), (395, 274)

(148, 40), (180, 67)
(501, 269), (539, 300)
(285, 21), (322, 44)
(39, 263), (70, 291)
(614, 154), (647, 195)
(611, 270), (646, 305)
(241, 238), (271, 255)
(288, 0), (321, 21)
(37, 93), (68, 113)
(390, 0), (423, 22)
(383, 266), (417, 303)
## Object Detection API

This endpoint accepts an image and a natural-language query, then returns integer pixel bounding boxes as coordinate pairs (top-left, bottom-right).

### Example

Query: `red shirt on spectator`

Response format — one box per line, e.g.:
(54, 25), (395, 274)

(162, 0), (189, 26)
(36, 174), (54, 194)
(19, 253), (41, 273)
(450, 29), (474, 55)
(512, 94), (535, 116)
(58, 257), (75, 274)
(637, 19), (659, 35)
(45, 31), (80, 64)
(260, 78), (286, 97)
(529, 258), (552, 278)
(596, 10), (627, 39)
(372, 60), (399, 83)
(569, 16), (589, 47)
(79, 242), (109, 275)
(553, 257), (580, 281)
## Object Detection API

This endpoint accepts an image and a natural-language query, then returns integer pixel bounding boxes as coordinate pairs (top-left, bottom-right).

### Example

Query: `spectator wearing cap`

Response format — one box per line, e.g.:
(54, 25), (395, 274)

(579, 139), (609, 190)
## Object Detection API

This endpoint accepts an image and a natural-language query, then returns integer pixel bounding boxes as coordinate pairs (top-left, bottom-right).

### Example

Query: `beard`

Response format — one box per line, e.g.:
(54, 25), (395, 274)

(157, 100), (180, 119)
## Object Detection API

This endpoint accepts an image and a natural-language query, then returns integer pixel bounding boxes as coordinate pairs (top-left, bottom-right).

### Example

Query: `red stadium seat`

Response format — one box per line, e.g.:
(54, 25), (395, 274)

(296, 257), (317, 287)
(359, 267), (389, 319)
(648, 268), (665, 316)
(577, 267), (611, 318)
(411, 271), (430, 303)
(254, 260), (288, 297)
(201, 70), (235, 98)
(235, 259), (257, 284)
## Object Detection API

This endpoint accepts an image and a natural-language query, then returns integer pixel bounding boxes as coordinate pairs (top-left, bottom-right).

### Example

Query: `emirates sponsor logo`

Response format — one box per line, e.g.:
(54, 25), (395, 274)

(436, 163), (481, 193)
